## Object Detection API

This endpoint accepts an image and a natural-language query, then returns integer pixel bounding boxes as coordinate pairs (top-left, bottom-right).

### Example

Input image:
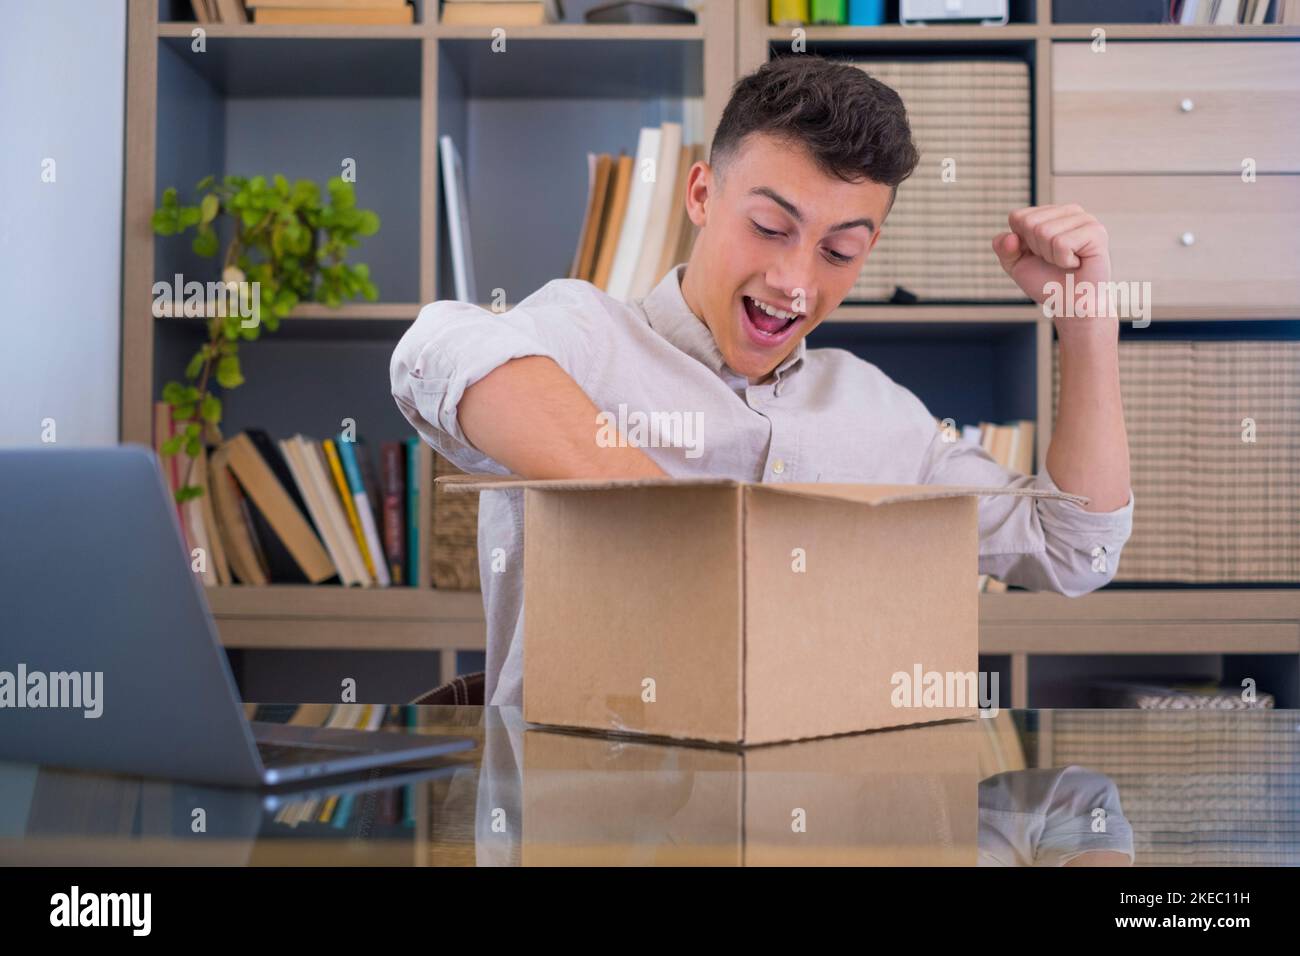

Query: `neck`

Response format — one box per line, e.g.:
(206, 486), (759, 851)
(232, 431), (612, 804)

(678, 256), (706, 327)
(680, 254), (779, 387)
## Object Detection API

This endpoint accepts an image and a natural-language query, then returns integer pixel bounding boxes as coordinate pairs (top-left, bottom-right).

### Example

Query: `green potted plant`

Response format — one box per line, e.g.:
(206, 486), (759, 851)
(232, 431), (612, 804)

(151, 174), (380, 501)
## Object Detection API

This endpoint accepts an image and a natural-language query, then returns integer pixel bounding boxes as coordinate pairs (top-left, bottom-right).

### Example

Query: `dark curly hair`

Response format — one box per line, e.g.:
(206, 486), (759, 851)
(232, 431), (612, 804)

(711, 56), (920, 207)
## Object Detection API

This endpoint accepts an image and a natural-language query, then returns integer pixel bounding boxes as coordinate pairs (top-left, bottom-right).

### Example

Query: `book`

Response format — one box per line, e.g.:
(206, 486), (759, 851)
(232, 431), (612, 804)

(209, 444), (269, 586)
(301, 439), (369, 587)
(628, 122), (682, 300)
(254, 5), (415, 24)
(654, 142), (694, 281)
(590, 153), (633, 290)
(212, 0), (250, 22)
(225, 432), (336, 583)
(440, 2), (558, 26)
(1212, 0), (1242, 23)
(438, 135), (477, 303)
(605, 125), (662, 300)
(570, 153), (613, 282)
(280, 437), (362, 587)
(1015, 420), (1035, 475)
(152, 401), (185, 534)
(247, 0), (407, 7)
(355, 438), (388, 547)
(405, 436), (421, 587)
(381, 442), (407, 585)
(302, 437), (372, 586)
(192, 443), (232, 585)
(336, 437), (392, 586)
(323, 438), (379, 582)
(582, 155), (616, 282)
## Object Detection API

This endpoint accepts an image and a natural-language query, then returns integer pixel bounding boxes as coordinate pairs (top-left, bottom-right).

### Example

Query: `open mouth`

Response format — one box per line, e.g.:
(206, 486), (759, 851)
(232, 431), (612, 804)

(741, 295), (803, 345)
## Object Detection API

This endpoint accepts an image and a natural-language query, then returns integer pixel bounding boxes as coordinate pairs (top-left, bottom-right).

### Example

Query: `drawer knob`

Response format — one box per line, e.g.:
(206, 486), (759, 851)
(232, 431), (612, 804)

(1179, 98), (1195, 112)
(1180, 231), (1196, 247)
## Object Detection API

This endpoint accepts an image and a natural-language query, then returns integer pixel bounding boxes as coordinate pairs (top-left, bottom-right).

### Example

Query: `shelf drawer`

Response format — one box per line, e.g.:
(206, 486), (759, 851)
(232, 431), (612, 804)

(1053, 42), (1300, 174)
(1054, 175), (1300, 308)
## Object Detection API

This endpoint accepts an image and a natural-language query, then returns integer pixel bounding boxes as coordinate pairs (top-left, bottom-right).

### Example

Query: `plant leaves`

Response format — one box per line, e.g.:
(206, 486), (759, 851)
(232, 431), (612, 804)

(175, 484), (204, 503)
(199, 193), (219, 225)
(216, 355), (244, 389)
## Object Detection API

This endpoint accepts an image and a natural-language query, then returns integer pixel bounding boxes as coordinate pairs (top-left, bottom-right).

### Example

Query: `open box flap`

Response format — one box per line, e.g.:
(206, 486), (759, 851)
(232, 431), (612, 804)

(749, 482), (1089, 507)
(435, 474), (740, 493)
(436, 473), (1089, 507)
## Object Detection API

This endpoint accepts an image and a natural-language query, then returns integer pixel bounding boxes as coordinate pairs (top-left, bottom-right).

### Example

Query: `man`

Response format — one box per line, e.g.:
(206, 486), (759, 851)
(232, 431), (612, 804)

(391, 56), (1134, 708)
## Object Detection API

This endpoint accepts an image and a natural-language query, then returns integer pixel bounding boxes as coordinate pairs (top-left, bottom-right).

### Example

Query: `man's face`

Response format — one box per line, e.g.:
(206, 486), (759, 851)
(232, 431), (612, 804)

(679, 131), (893, 384)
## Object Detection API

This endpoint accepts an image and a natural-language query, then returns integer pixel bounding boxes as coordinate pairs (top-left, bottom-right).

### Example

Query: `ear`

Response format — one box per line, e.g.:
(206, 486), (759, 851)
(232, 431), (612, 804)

(863, 226), (883, 258)
(684, 161), (712, 228)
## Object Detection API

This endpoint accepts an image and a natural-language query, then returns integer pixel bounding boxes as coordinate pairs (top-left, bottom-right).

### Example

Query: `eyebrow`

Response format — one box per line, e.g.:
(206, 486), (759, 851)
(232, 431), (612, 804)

(749, 186), (876, 235)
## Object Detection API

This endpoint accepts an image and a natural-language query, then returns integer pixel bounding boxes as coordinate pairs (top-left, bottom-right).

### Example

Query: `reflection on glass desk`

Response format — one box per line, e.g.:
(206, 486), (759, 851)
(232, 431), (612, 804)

(0, 707), (1296, 866)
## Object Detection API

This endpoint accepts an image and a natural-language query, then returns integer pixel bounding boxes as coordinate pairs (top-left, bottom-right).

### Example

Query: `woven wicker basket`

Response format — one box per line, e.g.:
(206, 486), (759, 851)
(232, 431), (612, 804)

(431, 452), (481, 590)
(1054, 340), (1300, 583)
(848, 60), (1031, 303)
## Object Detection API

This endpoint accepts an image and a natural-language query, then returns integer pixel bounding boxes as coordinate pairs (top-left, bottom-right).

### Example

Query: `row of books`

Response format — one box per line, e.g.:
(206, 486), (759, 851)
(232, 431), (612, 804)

(770, 0), (1297, 24)
(935, 417), (1037, 593)
(1176, 0), (1300, 24)
(195, 0), (418, 25)
(568, 122), (701, 302)
(154, 403), (419, 587)
(250, 703), (422, 832)
(441, 0), (563, 25)
(188, 0), (249, 22)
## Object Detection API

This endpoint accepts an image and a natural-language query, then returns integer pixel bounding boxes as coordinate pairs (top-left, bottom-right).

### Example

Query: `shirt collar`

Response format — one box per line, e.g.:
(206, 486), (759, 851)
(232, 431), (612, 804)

(640, 263), (807, 386)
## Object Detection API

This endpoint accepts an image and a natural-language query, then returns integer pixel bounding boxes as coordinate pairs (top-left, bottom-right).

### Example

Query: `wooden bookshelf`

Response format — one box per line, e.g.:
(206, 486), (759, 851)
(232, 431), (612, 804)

(121, 0), (737, 678)
(123, 0), (1299, 703)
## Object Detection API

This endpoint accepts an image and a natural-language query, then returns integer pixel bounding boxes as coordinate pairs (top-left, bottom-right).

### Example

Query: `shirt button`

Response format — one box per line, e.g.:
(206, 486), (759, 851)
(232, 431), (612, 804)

(772, 459), (785, 475)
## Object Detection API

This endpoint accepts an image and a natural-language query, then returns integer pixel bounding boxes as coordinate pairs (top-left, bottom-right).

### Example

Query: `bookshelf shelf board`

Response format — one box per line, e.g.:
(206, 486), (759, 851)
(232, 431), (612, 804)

(760, 25), (1300, 43)
(829, 304), (1040, 323)
(206, 587), (1299, 654)
(981, 588), (1300, 624)
(153, 302), (421, 321)
(433, 24), (705, 41)
(157, 34), (421, 96)
(158, 22), (424, 41)
(285, 302), (421, 320)
(438, 35), (704, 99)
(764, 24), (1044, 42)
(207, 584), (485, 620)
(1048, 24), (1300, 40)
(1142, 307), (1300, 322)
(214, 617), (486, 651)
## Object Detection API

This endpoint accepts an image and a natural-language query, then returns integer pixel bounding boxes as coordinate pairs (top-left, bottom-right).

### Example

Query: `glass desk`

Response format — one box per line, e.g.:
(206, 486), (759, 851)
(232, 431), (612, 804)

(1, 706), (1296, 866)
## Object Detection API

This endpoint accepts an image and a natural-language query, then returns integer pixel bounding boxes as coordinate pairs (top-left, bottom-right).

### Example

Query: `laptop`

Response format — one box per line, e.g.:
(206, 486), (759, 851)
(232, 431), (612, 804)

(0, 445), (475, 788)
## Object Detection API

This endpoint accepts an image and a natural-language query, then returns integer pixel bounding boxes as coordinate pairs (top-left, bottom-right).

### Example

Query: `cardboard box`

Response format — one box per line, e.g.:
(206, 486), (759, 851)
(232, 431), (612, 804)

(440, 476), (1084, 745)
(519, 719), (981, 866)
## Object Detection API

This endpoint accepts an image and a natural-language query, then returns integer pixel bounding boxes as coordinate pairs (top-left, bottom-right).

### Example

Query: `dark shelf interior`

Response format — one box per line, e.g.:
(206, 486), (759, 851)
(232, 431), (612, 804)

(810, 321), (1037, 427)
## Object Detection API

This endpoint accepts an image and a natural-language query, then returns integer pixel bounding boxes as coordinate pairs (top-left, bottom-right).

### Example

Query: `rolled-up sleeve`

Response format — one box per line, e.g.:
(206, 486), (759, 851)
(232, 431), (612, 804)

(919, 429), (1135, 597)
(390, 280), (610, 474)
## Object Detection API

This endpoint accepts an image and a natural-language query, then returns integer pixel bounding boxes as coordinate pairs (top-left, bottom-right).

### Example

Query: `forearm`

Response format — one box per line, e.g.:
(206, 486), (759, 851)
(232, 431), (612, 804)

(1046, 321), (1131, 512)
(458, 355), (667, 479)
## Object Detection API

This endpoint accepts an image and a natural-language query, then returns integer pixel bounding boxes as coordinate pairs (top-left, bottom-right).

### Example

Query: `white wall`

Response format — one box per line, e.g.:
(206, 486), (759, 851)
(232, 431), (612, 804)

(0, 0), (126, 447)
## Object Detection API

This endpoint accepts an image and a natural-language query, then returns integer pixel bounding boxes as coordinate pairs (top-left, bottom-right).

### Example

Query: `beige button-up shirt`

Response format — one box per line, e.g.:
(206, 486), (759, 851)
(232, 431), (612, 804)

(391, 264), (1135, 706)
